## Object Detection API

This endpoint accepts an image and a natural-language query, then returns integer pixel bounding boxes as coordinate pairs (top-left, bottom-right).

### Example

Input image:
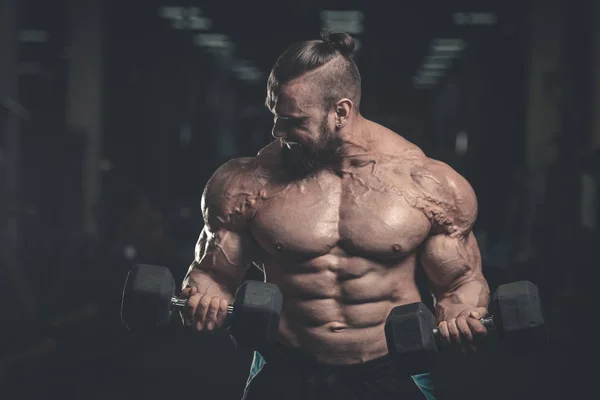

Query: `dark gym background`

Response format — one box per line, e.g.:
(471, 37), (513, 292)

(1, 0), (598, 399)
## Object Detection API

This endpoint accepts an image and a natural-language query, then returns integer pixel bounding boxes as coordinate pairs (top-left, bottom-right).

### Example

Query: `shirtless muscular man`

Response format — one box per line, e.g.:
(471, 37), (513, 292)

(181, 31), (490, 400)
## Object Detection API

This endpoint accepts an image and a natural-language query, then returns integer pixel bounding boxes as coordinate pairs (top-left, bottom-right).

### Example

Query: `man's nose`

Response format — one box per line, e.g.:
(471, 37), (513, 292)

(272, 124), (286, 139)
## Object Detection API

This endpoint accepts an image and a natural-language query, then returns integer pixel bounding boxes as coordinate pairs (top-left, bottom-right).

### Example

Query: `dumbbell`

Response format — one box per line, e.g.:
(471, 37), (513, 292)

(121, 264), (283, 350)
(385, 280), (546, 375)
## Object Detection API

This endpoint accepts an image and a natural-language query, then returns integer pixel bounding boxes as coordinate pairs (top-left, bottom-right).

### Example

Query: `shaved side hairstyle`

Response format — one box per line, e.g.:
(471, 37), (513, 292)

(266, 31), (362, 113)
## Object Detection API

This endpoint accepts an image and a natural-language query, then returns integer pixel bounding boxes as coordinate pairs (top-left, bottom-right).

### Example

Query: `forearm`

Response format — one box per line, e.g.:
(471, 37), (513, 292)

(434, 276), (490, 321)
(183, 226), (253, 302)
(183, 265), (236, 302)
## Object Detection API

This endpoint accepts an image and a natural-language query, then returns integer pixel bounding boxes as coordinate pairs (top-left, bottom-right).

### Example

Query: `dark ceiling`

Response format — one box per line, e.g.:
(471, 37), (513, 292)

(18, 0), (521, 97)
(193, 0), (452, 86)
(195, 0), (514, 85)
(106, 0), (516, 97)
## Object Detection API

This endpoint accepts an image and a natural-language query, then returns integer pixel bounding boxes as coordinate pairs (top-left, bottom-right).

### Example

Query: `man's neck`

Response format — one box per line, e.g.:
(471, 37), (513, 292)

(336, 116), (378, 169)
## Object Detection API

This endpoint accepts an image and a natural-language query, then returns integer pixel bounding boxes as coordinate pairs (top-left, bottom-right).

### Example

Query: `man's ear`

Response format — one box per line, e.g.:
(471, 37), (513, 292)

(335, 98), (353, 128)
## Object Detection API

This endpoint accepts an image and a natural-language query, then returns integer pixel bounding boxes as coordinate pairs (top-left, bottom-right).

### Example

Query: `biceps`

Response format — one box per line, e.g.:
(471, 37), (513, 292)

(186, 226), (255, 289)
(419, 232), (482, 290)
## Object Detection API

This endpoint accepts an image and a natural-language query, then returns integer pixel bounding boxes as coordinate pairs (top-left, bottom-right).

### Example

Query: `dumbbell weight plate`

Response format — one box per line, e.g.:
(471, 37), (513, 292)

(231, 280), (283, 351)
(490, 280), (547, 350)
(384, 302), (438, 375)
(121, 264), (176, 332)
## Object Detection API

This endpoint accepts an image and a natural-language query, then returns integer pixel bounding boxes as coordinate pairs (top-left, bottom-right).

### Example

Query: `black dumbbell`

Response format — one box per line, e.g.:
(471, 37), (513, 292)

(121, 264), (283, 350)
(385, 280), (547, 375)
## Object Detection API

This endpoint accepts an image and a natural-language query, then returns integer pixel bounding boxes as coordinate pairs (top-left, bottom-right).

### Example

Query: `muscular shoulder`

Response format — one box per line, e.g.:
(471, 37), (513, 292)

(410, 157), (478, 237)
(369, 127), (476, 236)
(202, 157), (270, 231)
(376, 128), (477, 236)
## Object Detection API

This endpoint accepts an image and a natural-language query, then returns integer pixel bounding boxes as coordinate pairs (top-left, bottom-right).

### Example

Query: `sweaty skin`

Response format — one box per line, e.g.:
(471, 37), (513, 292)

(184, 120), (489, 365)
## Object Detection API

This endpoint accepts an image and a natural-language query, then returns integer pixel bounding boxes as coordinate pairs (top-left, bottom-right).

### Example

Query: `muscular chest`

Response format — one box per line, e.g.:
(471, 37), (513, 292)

(251, 171), (431, 261)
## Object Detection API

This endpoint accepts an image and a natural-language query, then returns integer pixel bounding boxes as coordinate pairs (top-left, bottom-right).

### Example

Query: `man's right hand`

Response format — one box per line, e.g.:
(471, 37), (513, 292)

(180, 286), (230, 332)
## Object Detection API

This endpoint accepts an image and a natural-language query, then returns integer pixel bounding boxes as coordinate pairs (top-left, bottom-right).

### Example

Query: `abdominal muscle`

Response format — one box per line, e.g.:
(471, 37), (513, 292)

(264, 253), (423, 365)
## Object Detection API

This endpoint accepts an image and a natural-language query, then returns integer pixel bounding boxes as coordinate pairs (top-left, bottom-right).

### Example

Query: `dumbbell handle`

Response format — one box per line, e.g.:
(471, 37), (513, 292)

(171, 296), (234, 317)
(432, 316), (495, 336)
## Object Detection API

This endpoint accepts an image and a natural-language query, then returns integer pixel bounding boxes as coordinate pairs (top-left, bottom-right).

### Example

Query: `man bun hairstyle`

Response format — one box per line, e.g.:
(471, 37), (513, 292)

(266, 31), (361, 112)
(321, 31), (356, 58)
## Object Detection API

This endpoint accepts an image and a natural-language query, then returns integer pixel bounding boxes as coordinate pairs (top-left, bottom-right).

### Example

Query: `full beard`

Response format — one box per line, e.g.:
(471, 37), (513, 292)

(281, 119), (345, 179)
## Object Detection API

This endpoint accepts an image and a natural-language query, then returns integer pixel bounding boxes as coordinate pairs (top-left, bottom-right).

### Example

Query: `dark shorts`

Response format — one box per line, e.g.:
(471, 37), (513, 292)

(242, 343), (436, 400)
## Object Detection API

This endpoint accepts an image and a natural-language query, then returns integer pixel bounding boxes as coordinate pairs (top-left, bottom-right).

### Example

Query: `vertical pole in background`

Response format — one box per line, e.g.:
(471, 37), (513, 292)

(0, 0), (20, 274)
(0, 0), (39, 321)
(584, 0), (600, 230)
(520, 0), (564, 277)
(524, 0), (564, 171)
(65, 0), (104, 238)
(557, 0), (595, 298)
(555, 0), (594, 259)
(593, 1), (600, 151)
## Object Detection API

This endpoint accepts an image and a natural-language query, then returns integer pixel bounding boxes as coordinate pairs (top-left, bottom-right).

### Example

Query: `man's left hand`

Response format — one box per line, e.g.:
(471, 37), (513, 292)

(437, 307), (488, 352)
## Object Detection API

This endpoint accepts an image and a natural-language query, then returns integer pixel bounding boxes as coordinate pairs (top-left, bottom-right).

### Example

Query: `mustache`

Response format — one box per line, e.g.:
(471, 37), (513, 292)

(279, 138), (300, 149)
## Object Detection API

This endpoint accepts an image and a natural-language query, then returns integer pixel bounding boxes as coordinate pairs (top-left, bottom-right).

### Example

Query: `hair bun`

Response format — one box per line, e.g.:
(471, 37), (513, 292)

(321, 31), (355, 57)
